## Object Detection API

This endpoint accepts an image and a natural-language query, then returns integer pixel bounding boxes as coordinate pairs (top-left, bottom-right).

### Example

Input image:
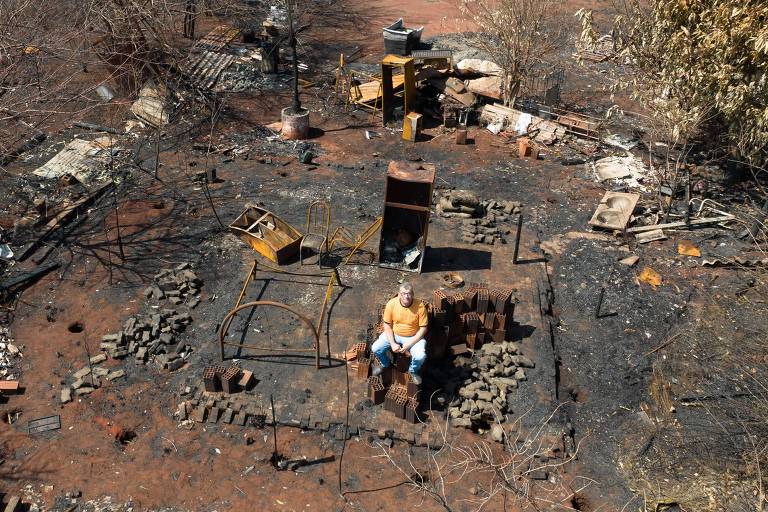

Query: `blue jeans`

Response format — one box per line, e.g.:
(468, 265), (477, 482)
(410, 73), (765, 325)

(371, 332), (427, 375)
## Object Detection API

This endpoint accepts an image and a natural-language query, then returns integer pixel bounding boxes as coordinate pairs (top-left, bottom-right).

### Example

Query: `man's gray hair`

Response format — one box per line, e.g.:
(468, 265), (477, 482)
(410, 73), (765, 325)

(399, 281), (413, 293)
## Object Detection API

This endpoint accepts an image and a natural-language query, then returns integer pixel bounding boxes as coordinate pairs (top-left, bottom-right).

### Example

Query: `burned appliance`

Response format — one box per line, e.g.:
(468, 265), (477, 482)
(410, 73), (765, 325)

(378, 161), (436, 273)
(383, 18), (423, 56)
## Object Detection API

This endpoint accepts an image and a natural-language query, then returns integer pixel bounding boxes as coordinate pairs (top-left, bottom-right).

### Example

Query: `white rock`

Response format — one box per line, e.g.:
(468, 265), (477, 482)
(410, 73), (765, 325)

(456, 59), (502, 77)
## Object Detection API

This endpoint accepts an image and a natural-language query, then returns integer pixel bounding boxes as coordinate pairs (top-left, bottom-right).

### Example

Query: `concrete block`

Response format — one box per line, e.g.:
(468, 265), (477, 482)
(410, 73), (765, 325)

(112, 349), (129, 359)
(73, 367), (91, 379)
(106, 369), (126, 381)
(75, 386), (95, 396)
(60, 387), (72, 403)
(90, 353), (107, 364)
(192, 407), (206, 423)
(92, 367), (109, 377)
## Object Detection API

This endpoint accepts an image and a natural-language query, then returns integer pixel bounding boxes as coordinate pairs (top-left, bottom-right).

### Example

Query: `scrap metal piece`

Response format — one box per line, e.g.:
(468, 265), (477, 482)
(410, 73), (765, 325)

(383, 18), (423, 56)
(194, 24), (241, 52)
(702, 257), (768, 267)
(33, 137), (116, 183)
(183, 51), (237, 90)
(28, 415), (61, 434)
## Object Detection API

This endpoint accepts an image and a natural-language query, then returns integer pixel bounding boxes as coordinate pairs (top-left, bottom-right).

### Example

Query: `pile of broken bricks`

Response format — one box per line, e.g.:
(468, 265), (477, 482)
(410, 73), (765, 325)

(96, 263), (203, 371)
(436, 190), (521, 245)
(446, 341), (534, 428)
(143, 263), (203, 309)
(100, 310), (194, 370)
(459, 199), (521, 246)
(60, 354), (125, 403)
(175, 365), (255, 426)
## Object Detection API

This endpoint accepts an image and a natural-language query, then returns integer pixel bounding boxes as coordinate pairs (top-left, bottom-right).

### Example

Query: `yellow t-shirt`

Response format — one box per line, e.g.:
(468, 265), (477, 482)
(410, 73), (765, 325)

(383, 297), (428, 337)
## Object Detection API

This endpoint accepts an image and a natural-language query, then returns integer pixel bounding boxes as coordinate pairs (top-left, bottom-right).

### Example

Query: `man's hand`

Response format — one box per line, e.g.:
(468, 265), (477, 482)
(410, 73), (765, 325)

(390, 341), (402, 353)
(401, 327), (428, 352)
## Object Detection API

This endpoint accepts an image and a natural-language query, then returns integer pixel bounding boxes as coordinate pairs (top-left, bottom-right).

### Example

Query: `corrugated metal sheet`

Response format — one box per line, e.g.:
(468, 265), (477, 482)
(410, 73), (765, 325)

(412, 49), (452, 60)
(183, 51), (236, 90)
(194, 25), (241, 52)
(131, 81), (170, 127)
(33, 137), (114, 182)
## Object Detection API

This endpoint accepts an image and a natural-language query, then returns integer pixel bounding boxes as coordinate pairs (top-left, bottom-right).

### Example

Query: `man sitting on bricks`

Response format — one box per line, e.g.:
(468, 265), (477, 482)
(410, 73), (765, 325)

(371, 282), (428, 385)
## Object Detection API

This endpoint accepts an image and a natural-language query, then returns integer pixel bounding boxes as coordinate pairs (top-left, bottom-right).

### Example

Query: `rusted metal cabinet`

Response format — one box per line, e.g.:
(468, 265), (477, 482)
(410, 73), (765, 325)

(378, 161), (436, 273)
(229, 206), (303, 264)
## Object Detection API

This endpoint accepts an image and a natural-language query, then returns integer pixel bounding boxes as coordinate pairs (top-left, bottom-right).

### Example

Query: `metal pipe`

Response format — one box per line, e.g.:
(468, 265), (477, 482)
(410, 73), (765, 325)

(513, 213), (523, 264)
(220, 260), (258, 346)
(218, 300), (321, 368)
(595, 287), (605, 319)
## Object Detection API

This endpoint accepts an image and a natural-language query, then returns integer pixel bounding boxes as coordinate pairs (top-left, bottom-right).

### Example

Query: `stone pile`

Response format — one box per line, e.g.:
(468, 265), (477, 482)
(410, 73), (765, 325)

(446, 341), (534, 428)
(144, 263), (202, 308)
(436, 190), (521, 246)
(459, 199), (521, 245)
(100, 310), (193, 369)
(96, 263), (202, 372)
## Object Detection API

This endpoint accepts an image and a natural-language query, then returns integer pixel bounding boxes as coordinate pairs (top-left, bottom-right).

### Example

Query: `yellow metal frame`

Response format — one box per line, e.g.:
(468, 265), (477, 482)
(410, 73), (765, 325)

(381, 54), (415, 126)
(219, 259), (342, 369)
(328, 216), (383, 265)
(335, 53), (414, 126)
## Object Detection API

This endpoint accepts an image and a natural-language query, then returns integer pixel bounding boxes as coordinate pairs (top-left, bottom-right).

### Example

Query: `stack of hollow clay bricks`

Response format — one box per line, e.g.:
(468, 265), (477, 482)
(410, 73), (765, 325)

(429, 283), (516, 358)
(202, 364), (254, 394)
(359, 332), (422, 423)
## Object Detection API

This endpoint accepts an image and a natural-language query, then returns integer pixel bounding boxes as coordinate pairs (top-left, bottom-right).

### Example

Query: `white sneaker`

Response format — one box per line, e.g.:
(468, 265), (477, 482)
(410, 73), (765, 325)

(372, 366), (384, 377)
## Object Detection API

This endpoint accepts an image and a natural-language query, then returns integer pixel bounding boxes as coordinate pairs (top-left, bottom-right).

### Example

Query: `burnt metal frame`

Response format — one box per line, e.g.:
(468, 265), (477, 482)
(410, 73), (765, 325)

(218, 259), (342, 369)
(327, 216), (383, 266)
(300, 200), (331, 266)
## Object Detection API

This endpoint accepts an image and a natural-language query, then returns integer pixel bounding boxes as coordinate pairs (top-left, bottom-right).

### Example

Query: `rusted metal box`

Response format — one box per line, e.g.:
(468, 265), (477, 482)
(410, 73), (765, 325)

(229, 206), (303, 264)
(378, 161), (436, 273)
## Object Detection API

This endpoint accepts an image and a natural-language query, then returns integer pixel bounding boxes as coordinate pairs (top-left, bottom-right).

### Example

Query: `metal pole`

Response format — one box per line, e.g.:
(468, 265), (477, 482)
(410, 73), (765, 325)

(512, 213), (523, 264)
(595, 287), (605, 319)
(287, 0), (301, 113)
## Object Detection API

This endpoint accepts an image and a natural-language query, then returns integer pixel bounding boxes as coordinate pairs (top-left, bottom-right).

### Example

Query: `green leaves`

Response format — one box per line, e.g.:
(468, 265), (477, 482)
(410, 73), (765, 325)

(581, 0), (768, 162)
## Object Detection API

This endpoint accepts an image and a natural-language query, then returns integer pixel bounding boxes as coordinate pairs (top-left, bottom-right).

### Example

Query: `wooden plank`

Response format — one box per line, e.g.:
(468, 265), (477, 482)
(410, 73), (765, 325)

(0, 261), (60, 295)
(16, 182), (114, 261)
(3, 496), (20, 512)
(352, 74), (405, 104)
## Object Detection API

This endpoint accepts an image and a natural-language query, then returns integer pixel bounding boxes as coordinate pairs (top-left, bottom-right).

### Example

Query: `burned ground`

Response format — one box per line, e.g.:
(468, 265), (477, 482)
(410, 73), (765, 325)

(0, 0), (767, 511)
